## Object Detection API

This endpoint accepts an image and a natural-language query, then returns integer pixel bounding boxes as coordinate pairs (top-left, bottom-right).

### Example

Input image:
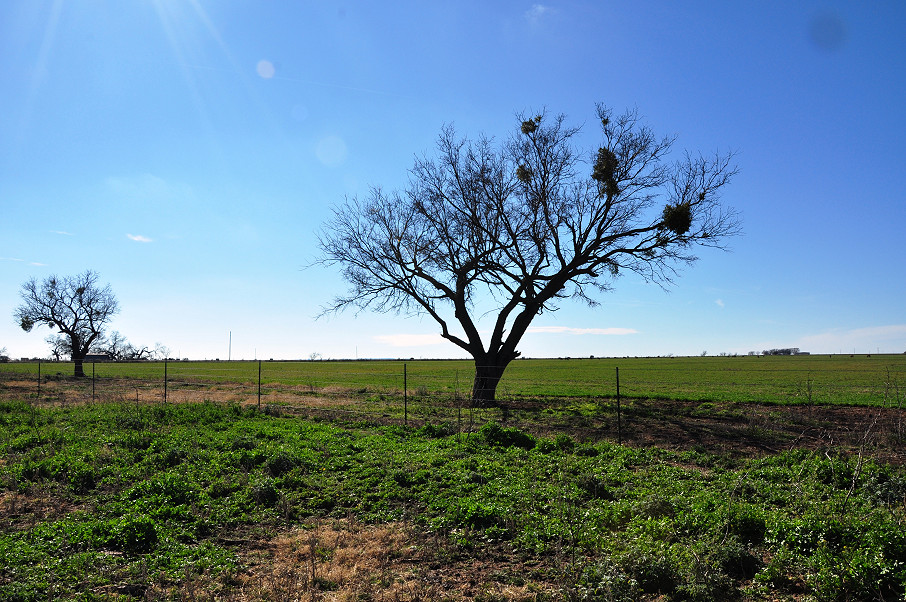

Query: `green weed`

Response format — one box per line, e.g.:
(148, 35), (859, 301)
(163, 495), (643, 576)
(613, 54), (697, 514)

(0, 401), (904, 600)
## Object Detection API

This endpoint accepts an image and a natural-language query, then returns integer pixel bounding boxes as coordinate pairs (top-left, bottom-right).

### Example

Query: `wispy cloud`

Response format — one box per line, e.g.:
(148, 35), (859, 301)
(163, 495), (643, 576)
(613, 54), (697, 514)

(106, 173), (170, 197)
(527, 326), (638, 336)
(715, 299), (725, 308)
(525, 4), (554, 25)
(127, 234), (153, 243)
(50, 230), (74, 236)
(374, 333), (446, 347)
(1, 256), (46, 266)
(105, 173), (194, 204)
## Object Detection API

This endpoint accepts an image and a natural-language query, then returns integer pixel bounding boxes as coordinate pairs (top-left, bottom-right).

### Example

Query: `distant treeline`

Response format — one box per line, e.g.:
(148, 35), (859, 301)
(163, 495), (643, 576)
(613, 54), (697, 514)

(760, 348), (807, 356)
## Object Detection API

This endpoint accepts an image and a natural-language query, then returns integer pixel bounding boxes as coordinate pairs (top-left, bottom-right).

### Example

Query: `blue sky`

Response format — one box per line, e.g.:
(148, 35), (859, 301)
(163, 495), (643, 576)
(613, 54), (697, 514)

(2, 0), (904, 361)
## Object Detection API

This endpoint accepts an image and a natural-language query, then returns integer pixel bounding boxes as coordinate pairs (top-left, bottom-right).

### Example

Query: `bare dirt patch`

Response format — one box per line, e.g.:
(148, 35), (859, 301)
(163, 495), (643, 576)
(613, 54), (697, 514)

(0, 488), (88, 531)
(611, 399), (906, 465)
(276, 396), (906, 466)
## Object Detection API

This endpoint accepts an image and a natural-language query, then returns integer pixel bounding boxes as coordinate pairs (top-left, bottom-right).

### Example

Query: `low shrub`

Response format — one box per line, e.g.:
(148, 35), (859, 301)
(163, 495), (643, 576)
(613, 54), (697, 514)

(576, 473), (613, 500)
(117, 515), (158, 554)
(554, 433), (575, 452)
(727, 503), (767, 544)
(479, 422), (535, 450)
(251, 478), (280, 507)
(625, 549), (679, 595)
(265, 449), (298, 477)
(417, 422), (454, 438)
(67, 462), (97, 493)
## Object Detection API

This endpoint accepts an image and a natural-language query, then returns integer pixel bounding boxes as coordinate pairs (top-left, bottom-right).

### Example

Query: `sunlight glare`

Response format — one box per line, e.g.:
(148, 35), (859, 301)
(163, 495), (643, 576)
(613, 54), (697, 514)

(16, 0), (64, 150)
(316, 135), (348, 167)
(256, 59), (276, 79)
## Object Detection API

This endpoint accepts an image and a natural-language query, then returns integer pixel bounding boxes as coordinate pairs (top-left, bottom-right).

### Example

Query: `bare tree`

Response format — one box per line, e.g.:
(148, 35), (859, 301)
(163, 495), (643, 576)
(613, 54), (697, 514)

(45, 334), (71, 362)
(101, 330), (129, 360)
(129, 343), (153, 361)
(319, 105), (739, 405)
(15, 270), (119, 377)
(98, 331), (153, 361)
(152, 343), (171, 360)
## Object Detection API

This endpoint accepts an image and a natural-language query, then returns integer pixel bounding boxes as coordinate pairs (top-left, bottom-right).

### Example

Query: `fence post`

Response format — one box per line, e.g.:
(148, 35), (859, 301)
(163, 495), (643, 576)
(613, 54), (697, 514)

(616, 366), (622, 445)
(164, 358), (168, 403)
(92, 362), (96, 403)
(37, 360), (41, 401)
(455, 369), (461, 437)
(403, 363), (408, 426)
(258, 360), (262, 410)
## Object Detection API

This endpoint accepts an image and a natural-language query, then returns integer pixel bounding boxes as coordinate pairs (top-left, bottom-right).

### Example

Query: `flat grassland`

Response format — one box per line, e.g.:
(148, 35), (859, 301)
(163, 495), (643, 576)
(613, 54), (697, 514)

(3, 353), (905, 405)
(1, 355), (906, 600)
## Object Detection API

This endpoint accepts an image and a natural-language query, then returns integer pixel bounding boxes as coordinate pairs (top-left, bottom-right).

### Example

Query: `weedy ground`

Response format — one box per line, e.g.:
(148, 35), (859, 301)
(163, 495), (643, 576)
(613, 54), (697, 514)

(1, 395), (905, 601)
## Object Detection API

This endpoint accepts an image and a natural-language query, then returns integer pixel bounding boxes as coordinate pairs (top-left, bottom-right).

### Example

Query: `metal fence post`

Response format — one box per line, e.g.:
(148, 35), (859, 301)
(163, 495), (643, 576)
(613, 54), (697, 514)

(455, 369), (461, 437)
(164, 358), (168, 403)
(37, 360), (41, 401)
(92, 362), (96, 403)
(258, 360), (262, 410)
(403, 363), (408, 426)
(616, 366), (622, 444)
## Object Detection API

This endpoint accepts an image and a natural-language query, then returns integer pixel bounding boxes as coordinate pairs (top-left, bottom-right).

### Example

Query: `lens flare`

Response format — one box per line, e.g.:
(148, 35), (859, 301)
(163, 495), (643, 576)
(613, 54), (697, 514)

(256, 59), (275, 79)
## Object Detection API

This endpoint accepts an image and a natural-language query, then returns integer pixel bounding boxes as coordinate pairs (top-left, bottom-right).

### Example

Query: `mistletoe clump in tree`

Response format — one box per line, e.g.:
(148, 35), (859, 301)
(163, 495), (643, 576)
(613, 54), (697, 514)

(319, 104), (739, 406)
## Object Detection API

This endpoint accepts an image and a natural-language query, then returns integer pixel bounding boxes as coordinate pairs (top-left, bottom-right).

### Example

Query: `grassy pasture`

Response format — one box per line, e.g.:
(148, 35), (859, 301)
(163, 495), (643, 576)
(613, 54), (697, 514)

(2, 353), (905, 406)
(1, 400), (905, 600)
(2, 355), (906, 599)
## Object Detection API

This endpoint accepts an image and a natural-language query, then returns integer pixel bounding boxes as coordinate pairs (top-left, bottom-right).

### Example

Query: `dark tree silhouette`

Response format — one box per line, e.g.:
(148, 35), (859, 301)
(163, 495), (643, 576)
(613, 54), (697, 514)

(98, 331), (154, 361)
(44, 334), (71, 362)
(319, 105), (739, 405)
(15, 270), (119, 377)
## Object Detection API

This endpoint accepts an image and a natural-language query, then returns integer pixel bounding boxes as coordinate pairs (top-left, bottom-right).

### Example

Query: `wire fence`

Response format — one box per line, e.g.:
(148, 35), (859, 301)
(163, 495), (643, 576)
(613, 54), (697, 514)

(1, 356), (904, 413)
(0, 361), (537, 441)
(0, 355), (906, 398)
(3, 357), (906, 456)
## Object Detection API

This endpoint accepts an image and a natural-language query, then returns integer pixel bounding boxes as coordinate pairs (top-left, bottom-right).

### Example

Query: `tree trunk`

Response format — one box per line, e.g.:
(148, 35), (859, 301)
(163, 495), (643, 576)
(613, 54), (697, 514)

(73, 354), (86, 378)
(70, 335), (87, 378)
(471, 361), (508, 407)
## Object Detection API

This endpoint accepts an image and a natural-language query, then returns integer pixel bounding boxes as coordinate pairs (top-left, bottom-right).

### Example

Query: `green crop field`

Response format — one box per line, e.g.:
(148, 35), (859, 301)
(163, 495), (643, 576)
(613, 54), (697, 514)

(2, 354), (905, 406)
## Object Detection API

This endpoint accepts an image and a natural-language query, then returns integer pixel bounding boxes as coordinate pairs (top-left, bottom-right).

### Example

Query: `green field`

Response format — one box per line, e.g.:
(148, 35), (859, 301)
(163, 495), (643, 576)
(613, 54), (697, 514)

(3, 354), (905, 406)
(1, 400), (905, 600)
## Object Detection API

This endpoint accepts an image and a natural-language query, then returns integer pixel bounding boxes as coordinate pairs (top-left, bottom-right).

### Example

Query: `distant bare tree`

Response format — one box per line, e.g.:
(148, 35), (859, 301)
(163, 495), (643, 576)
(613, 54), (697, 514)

(15, 271), (119, 377)
(319, 104), (739, 405)
(152, 343), (171, 360)
(129, 344), (153, 360)
(98, 331), (153, 361)
(102, 331), (129, 360)
(45, 334), (71, 362)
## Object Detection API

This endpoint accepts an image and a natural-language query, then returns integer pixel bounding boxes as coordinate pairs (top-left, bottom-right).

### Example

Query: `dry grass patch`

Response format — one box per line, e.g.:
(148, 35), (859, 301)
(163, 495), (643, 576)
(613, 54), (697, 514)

(210, 519), (555, 601)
